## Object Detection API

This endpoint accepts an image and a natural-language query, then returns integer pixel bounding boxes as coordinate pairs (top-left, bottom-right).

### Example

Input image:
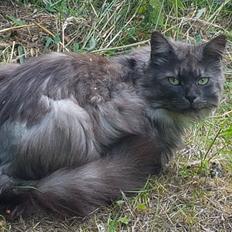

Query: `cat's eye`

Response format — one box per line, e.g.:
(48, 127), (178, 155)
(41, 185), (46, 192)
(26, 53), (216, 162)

(197, 77), (209, 86)
(168, 77), (181, 86)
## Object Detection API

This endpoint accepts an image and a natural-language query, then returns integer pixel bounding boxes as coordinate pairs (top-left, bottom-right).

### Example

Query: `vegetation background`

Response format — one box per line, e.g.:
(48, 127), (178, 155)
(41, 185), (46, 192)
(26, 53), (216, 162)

(0, 0), (231, 231)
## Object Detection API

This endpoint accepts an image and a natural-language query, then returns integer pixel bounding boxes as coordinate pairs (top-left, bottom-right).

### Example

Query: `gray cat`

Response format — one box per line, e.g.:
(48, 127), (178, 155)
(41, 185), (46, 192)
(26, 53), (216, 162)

(0, 32), (226, 218)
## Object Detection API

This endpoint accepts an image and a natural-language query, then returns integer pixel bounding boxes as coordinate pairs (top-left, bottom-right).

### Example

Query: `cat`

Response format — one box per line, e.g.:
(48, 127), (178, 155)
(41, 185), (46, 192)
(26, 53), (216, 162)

(0, 31), (226, 218)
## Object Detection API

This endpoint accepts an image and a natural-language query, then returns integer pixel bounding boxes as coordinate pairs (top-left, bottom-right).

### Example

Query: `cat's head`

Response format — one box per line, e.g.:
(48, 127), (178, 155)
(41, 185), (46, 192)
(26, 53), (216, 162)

(144, 31), (226, 119)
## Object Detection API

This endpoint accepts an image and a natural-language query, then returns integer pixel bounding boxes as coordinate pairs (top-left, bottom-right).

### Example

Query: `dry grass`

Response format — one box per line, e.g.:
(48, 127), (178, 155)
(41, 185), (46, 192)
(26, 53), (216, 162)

(0, 0), (231, 231)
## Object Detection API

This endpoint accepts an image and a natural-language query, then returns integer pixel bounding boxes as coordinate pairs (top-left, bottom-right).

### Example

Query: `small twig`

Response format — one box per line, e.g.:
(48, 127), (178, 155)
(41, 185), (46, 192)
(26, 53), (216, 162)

(169, 16), (225, 30)
(211, 110), (232, 118)
(90, 2), (98, 18)
(207, 144), (227, 163)
(121, 191), (136, 218)
(208, 0), (231, 22)
(61, 23), (65, 50)
(9, 41), (15, 63)
(104, 1), (142, 49)
(92, 22), (191, 54)
(34, 22), (55, 37)
(92, 39), (149, 53)
(0, 24), (34, 34)
(97, 0), (125, 46)
(203, 128), (222, 161)
(0, 42), (11, 48)
(64, 34), (79, 48)
(34, 22), (69, 52)
(100, 25), (116, 47)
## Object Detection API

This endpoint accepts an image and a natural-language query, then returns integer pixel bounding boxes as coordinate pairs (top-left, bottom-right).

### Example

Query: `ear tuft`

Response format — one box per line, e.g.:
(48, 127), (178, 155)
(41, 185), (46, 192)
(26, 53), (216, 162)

(150, 31), (172, 55)
(203, 34), (227, 60)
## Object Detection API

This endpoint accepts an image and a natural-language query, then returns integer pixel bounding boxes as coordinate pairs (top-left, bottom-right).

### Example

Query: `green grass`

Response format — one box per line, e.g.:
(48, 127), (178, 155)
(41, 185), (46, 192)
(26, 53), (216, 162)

(0, 0), (232, 231)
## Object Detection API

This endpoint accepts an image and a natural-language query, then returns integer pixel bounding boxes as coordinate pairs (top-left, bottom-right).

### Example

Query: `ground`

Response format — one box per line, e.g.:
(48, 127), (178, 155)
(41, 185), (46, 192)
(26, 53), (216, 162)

(0, 0), (231, 231)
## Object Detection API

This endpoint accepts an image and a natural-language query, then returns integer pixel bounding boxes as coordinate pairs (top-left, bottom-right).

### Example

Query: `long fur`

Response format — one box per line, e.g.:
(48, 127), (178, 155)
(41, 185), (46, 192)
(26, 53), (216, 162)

(0, 32), (226, 219)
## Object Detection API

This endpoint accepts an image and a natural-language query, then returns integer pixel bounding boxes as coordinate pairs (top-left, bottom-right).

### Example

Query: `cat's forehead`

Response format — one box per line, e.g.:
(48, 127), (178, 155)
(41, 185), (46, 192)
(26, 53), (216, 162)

(172, 41), (201, 60)
(171, 42), (204, 76)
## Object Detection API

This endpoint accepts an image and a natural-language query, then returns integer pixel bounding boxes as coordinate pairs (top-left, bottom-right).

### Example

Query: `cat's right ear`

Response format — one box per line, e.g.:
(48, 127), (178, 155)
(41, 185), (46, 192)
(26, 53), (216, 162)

(150, 31), (174, 63)
(202, 34), (227, 61)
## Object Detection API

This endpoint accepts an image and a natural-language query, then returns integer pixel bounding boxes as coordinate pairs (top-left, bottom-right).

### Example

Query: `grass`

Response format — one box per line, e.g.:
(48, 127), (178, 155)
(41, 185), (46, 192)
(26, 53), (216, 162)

(0, 0), (232, 231)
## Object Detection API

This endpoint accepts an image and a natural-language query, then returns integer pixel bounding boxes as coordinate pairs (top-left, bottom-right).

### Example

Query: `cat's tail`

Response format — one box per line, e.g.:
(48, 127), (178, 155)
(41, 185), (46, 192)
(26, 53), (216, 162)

(0, 137), (162, 217)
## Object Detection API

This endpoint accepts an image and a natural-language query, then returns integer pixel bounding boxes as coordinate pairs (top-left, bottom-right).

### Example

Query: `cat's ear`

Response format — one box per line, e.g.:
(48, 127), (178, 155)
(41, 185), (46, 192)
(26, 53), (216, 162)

(150, 31), (174, 63)
(202, 35), (227, 60)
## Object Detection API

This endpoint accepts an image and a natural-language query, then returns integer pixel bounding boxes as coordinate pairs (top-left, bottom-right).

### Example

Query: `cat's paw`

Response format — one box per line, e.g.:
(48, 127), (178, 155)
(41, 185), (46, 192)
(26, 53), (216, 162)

(0, 174), (14, 195)
(2, 201), (34, 220)
(6, 203), (28, 220)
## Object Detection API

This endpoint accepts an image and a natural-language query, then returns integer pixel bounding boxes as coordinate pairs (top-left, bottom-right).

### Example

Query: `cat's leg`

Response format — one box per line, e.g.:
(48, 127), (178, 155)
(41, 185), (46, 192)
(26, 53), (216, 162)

(0, 172), (36, 219)
(0, 135), (164, 218)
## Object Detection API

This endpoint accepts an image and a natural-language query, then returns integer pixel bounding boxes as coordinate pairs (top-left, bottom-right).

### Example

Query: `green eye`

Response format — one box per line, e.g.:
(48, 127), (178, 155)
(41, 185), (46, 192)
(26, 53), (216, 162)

(197, 77), (209, 86)
(168, 77), (181, 85)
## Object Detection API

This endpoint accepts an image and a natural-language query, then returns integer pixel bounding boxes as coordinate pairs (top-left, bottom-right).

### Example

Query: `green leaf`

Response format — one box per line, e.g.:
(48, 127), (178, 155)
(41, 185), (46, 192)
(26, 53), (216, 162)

(85, 37), (97, 51)
(222, 127), (232, 138)
(136, 203), (148, 212)
(17, 45), (26, 64)
(107, 218), (118, 232)
(116, 200), (125, 206)
(44, 0), (57, 13)
(195, 8), (206, 19)
(195, 34), (202, 44)
(44, 36), (54, 49)
(8, 16), (25, 26)
(53, 34), (61, 44)
(143, 0), (164, 28)
(118, 216), (130, 225)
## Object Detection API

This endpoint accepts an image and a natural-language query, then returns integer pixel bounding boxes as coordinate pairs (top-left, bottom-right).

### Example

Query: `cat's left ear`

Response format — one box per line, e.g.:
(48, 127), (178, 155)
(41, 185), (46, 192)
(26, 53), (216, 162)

(202, 35), (227, 60)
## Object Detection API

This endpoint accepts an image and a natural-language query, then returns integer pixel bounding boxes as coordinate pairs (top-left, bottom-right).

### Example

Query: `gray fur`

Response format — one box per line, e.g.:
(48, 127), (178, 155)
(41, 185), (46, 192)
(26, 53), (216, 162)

(0, 32), (226, 218)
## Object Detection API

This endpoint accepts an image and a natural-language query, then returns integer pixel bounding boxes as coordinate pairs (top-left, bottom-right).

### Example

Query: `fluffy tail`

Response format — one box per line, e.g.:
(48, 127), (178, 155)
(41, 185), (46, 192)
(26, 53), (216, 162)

(0, 136), (163, 217)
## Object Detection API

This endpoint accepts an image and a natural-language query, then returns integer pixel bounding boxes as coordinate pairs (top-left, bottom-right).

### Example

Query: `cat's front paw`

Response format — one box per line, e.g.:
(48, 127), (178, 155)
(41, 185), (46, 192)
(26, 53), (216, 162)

(5, 201), (34, 220)
(0, 174), (14, 195)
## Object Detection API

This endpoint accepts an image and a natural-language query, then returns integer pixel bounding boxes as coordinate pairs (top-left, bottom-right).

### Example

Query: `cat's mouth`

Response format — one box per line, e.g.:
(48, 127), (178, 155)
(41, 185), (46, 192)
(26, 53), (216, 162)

(151, 101), (217, 115)
(175, 104), (218, 120)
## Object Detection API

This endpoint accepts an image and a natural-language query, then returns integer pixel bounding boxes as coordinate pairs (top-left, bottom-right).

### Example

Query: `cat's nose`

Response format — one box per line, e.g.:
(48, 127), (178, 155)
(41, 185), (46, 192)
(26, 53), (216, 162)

(185, 95), (197, 104)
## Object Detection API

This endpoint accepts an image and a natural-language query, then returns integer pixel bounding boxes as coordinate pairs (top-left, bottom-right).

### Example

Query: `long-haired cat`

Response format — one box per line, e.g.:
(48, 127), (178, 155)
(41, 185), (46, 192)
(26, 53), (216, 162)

(0, 32), (226, 218)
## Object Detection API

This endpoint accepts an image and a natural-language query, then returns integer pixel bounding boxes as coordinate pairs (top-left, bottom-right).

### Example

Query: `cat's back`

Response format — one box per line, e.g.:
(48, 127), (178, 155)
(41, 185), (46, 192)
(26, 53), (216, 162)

(0, 52), (132, 124)
(0, 52), (124, 90)
(0, 52), (127, 98)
